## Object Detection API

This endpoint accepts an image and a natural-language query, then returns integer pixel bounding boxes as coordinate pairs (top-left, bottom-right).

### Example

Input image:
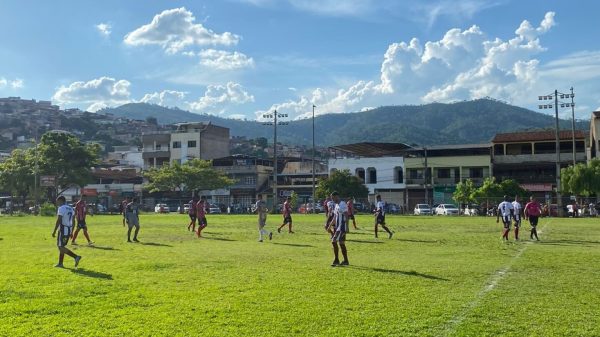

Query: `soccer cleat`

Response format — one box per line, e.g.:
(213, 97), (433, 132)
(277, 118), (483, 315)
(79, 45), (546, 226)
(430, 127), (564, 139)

(389, 232), (394, 239)
(127, 239), (132, 243)
(331, 260), (340, 267)
(71, 241), (78, 245)
(258, 239), (263, 242)
(88, 241), (94, 246)
(74, 256), (82, 268)
(340, 260), (349, 266)
(269, 232), (273, 240)
(54, 263), (64, 268)
(289, 231), (295, 234)
(277, 227), (281, 233)
(133, 238), (139, 242)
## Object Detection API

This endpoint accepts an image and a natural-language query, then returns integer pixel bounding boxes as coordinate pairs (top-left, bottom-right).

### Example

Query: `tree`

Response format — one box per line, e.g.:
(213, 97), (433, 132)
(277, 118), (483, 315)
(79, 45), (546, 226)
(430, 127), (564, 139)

(0, 149), (35, 209)
(472, 177), (502, 212)
(316, 169), (368, 200)
(146, 116), (158, 126)
(453, 179), (477, 208)
(36, 132), (101, 194)
(290, 191), (299, 209)
(562, 159), (600, 196)
(144, 159), (234, 194)
(499, 179), (528, 199)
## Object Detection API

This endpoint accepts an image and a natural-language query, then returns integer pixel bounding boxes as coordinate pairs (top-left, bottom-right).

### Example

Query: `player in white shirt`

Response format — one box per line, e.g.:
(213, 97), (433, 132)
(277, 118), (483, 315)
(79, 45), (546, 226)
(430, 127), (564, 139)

(326, 192), (349, 266)
(374, 195), (393, 239)
(254, 194), (272, 242)
(496, 195), (514, 241)
(324, 197), (336, 235)
(512, 196), (523, 240)
(51, 196), (82, 268)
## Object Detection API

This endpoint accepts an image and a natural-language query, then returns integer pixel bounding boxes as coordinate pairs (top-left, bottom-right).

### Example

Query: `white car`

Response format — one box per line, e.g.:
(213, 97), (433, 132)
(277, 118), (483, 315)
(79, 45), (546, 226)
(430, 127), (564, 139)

(435, 204), (460, 215)
(154, 203), (169, 213)
(414, 204), (432, 215)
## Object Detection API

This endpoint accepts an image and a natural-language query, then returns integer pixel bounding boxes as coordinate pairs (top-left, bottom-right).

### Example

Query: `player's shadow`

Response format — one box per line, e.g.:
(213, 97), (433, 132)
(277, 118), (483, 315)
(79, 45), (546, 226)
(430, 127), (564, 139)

(88, 245), (119, 251)
(204, 237), (237, 242)
(537, 239), (600, 246)
(139, 242), (173, 247)
(271, 242), (314, 248)
(350, 266), (449, 281)
(397, 239), (442, 244)
(71, 268), (113, 280)
(346, 239), (383, 244)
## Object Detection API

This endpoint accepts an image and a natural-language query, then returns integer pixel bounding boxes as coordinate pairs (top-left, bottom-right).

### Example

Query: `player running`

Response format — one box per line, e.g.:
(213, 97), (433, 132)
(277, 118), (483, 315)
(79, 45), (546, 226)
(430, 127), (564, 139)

(347, 197), (359, 231)
(524, 196), (541, 241)
(255, 194), (272, 242)
(195, 196), (208, 238)
(187, 195), (199, 232)
(278, 196), (294, 234)
(125, 197), (140, 242)
(52, 196), (82, 268)
(374, 195), (393, 239)
(327, 192), (349, 267)
(496, 195), (514, 241)
(71, 198), (93, 245)
(512, 196), (523, 240)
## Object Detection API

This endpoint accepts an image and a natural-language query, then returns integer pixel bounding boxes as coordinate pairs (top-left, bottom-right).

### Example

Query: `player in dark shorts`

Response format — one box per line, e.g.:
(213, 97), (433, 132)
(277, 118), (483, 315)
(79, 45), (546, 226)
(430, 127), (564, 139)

(278, 196), (294, 233)
(524, 196), (541, 241)
(52, 196), (82, 268)
(187, 195), (199, 232)
(328, 192), (349, 267)
(496, 195), (514, 241)
(71, 198), (93, 245)
(324, 197), (335, 235)
(374, 195), (393, 239)
(347, 197), (359, 231)
(125, 197), (141, 242)
(196, 196), (208, 238)
(120, 197), (129, 227)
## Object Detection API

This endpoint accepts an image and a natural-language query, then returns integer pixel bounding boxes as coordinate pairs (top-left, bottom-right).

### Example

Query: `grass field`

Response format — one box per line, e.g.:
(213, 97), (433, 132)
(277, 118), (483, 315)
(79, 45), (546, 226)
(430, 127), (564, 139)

(0, 213), (599, 337)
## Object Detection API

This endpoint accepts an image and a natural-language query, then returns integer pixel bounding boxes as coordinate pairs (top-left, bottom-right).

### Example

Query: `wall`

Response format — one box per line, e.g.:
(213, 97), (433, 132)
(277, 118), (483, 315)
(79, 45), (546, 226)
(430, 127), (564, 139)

(328, 156), (406, 194)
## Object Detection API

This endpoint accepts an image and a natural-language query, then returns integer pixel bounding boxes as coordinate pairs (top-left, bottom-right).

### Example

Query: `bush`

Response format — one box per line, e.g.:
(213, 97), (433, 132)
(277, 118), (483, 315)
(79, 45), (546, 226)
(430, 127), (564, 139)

(40, 202), (56, 216)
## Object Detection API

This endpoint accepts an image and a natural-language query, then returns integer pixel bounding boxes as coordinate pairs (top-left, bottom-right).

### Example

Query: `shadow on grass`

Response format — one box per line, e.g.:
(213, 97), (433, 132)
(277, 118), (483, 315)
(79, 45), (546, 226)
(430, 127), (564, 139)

(346, 239), (383, 244)
(203, 237), (237, 242)
(271, 242), (314, 248)
(537, 239), (600, 246)
(139, 242), (173, 247)
(397, 239), (442, 244)
(88, 245), (119, 251)
(350, 266), (449, 281)
(71, 268), (113, 280)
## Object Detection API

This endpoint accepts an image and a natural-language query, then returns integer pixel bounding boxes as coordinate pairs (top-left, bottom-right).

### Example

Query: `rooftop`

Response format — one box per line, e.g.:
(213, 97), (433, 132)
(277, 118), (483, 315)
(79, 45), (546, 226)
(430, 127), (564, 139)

(492, 130), (587, 143)
(329, 142), (413, 157)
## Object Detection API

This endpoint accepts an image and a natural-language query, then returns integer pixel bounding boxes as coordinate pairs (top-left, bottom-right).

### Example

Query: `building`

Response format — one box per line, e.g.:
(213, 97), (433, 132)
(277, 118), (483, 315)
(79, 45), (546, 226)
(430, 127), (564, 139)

(277, 158), (328, 203)
(588, 111), (600, 159)
(328, 143), (412, 206)
(170, 122), (230, 163)
(491, 129), (587, 199)
(141, 131), (171, 168)
(106, 146), (143, 168)
(404, 144), (492, 209)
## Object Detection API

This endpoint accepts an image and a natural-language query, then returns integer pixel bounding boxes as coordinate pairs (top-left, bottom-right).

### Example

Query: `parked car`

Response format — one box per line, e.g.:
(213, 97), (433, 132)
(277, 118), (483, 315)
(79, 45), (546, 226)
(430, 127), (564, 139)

(209, 204), (221, 214)
(386, 203), (402, 214)
(353, 202), (368, 213)
(154, 203), (169, 213)
(298, 203), (320, 214)
(178, 203), (191, 213)
(414, 204), (432, 215)
(463, 204), (480, 216)
(435, 204), (460, 215)
(314, 203), (325, 213)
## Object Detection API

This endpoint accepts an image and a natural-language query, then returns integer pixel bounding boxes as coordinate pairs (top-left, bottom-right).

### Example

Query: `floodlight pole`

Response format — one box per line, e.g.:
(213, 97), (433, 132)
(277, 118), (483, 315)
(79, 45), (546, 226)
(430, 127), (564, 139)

(312, 105), (316, 214)
(273, 109), (278, 213)
(570, 87), (576, 166)
(553, 90), (563, 217)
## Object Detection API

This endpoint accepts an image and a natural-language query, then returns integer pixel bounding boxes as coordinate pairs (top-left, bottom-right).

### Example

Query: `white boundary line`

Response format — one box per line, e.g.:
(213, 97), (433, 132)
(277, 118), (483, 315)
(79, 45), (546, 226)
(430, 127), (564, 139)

(440, 220), (551, 336)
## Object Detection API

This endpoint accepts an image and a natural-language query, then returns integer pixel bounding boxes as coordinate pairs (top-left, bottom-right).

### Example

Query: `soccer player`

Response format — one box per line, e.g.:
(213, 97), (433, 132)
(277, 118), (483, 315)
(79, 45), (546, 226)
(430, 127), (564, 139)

(496, 195), (514, 241)
(255, 194), (272, 242)
(120, 197), (129, 227)
(324, 196), (335, 235)
(187, 195), (199, 232)
(278, 196), (294, 233)
(52, 196), (82, 268)
(512, 196), (523, 240)
(524, 196), (541, 241)
(374, 195), (393, 239)
(71, 198), (93, 245)
(195, 196), (208, 238)
(347, 197), (359, 230)
(125, 197), (140, 242)
(329, 192), (349, 267)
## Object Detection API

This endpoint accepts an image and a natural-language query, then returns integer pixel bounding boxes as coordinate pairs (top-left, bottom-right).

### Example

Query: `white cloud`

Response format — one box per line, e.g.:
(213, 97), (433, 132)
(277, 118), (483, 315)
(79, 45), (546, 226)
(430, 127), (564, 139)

(189, 82), (254, 114)
(124, 7), (240, 54)
(140, 90), (188, 107)
(198, 49), (254, 70)
(95, 23), (112, 37)
(255, 11), (564, 120)
(52, 76), (132, 111)
(228, 114), (247, 120)
(0, 77), (24, 90)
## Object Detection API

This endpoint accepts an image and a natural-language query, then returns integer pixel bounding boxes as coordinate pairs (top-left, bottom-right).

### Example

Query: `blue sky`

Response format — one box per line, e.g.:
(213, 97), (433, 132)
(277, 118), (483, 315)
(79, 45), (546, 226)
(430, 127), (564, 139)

(0, 0), (599, 120)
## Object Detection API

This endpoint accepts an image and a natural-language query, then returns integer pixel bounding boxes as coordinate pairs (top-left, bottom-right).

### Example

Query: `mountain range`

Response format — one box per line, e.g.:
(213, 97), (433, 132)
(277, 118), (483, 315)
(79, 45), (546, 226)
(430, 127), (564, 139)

(98, 99), (589, 147)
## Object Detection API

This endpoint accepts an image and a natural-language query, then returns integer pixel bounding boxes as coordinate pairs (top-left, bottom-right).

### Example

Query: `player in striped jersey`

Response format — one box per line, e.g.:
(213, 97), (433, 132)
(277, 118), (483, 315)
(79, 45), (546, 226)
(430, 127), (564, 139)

(187, 195), (199, 232)
(327, 192), (349, 267)
(512, 196), (523, 240)
(195, 196), (208, 238)
(278, 196), (294, 233)
(496, 195), (514, 241)
(374, 195), (393, 239)
(52, 196), (81, 268)
(71, 198), (93, 245)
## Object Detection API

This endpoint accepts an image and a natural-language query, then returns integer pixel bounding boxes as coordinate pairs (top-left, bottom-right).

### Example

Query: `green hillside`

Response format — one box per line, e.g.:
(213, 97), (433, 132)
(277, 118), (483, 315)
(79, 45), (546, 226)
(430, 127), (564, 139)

(99, 99), (589, 146)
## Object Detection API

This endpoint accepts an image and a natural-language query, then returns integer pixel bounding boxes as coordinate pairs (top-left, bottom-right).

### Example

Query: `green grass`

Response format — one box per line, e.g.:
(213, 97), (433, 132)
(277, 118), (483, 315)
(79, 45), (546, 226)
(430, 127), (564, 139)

(0, 213), (599, 337)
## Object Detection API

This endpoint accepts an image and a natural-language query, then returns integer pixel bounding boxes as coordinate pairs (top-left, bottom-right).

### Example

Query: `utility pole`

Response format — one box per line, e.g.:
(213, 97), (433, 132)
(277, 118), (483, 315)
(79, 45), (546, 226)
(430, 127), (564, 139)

(312, 104), (316, 214)
(262, 110), (288, 213)
(570, 87), (576, 166)
(424, 147), (429, 205)
(34, 125), (39, 215)
(553, 90), (563, 217)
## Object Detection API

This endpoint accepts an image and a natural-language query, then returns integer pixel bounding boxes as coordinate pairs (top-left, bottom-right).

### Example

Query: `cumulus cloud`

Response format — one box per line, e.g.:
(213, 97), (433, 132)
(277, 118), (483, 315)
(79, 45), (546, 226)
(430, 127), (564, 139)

(188, 82), (254, 114)
(0, 77), (24, 89)
(197, 49), (254, 70)
(96, 23), (112, 37)
(124, 7), (240, 54)
(140, 90), (188, 107)
(52, 76), (132, 111)
(256, 11), (562, 120)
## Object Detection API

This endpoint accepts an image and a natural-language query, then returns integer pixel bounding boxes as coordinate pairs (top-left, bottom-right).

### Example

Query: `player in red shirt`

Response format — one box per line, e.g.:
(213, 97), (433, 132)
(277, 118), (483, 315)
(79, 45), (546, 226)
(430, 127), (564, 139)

(524, 196), (541, 241)
(71, 198), (93, 245)
(187, 195), (199, 232)
(278, 196), (294, 233)
(347, 197), (359, 231)
(195, 196), (208, 238)
(120, 197), (129, 227)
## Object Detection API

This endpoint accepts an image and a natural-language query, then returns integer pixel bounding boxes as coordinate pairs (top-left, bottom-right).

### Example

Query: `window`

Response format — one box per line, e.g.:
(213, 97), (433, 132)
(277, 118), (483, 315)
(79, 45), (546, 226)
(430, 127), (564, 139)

(355, 168), (365, 182)
(494, 144), (504, 155)
(156, 144), (162, 150)
(437, 168), (450, 179)
(394, 166), (403, 183)
(470, 168), (483, 178)
(367, 167), (377, 184)
(173, 141), (181, 149)
(188, 140), (197, 148)
(245, 176), (256, 185)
